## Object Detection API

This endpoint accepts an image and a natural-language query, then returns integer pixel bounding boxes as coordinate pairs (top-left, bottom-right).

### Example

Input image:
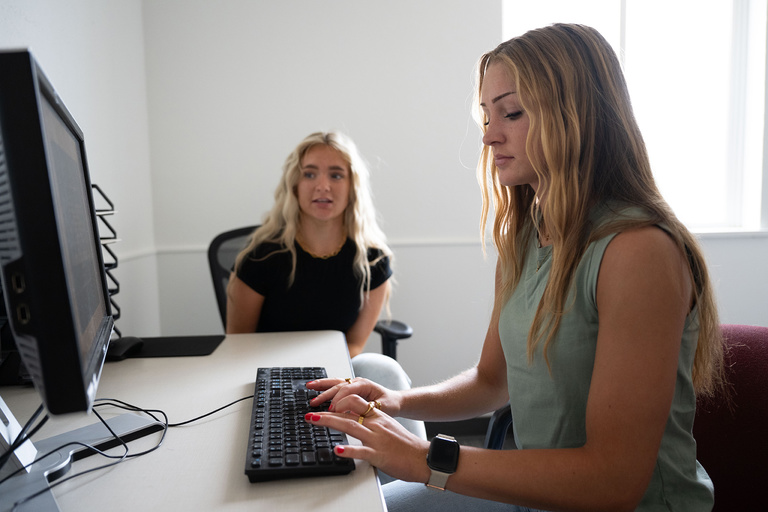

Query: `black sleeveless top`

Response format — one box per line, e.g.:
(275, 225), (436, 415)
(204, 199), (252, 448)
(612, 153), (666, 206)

(235, 238), (391, 334)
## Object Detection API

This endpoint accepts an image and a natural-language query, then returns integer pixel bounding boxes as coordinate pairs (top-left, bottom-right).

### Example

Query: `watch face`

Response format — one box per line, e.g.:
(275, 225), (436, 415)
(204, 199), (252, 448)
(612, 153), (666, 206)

(427, 435), (460, 473)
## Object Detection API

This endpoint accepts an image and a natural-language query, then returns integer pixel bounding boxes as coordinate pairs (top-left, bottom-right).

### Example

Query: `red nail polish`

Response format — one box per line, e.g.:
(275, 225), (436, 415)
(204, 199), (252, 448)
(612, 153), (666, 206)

(311, 414), (321, 422)
(305, 413), (313, 421)
(328, 403), (335, 412)
(335, 446), (345, 454)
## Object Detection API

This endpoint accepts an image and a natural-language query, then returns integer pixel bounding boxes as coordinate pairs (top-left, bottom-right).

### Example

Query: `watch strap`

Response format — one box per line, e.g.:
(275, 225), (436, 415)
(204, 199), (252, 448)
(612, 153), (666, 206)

(426, 469), (452, 490)
(425, 433), (459, 491)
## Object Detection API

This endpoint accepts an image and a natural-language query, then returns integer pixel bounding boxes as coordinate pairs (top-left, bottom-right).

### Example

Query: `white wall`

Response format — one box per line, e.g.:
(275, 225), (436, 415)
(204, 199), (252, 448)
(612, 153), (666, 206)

(0, 0), (162, 336)
(1, 1), (766, 388)
(139, 0), (503, 385)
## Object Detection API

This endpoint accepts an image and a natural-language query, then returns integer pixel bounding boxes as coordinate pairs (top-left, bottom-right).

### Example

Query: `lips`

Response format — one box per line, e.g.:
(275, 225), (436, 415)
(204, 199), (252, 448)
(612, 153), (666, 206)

(494, 154), (513, 166)
(313, 198), (332, 203)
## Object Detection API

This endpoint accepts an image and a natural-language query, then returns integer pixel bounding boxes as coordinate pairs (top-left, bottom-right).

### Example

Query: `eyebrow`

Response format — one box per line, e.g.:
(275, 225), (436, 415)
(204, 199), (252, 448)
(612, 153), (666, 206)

(302, 164), (348, 172)
(480, 91), (516, 107)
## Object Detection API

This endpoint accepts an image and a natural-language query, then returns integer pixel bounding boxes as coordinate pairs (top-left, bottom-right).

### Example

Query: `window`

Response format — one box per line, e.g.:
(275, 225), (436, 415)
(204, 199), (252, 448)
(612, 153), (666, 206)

(502, 0), (768, 231)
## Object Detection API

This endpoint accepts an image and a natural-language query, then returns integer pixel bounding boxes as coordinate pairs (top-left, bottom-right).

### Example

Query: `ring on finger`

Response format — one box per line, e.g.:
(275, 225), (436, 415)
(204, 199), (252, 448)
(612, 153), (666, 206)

(362, 402), (375, 417)
(344, 378), (352, 384)
(358, 415), (365, 425)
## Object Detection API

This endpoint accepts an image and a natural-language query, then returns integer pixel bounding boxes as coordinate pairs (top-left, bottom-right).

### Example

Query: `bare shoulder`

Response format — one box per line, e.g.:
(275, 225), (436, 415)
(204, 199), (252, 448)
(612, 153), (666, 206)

(604, 225), (682, 262)
(598, 225), (692, 315)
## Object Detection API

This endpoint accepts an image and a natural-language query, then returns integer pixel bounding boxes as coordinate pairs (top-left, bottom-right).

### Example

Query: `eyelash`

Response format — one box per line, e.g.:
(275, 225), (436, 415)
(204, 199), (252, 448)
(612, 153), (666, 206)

(302, 171), (345, 180)
(483, 110), (523, 126)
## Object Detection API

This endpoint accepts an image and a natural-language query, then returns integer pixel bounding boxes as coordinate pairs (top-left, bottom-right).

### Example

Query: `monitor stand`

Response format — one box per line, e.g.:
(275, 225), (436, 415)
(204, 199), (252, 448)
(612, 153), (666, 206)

(0, 397), (163, 512)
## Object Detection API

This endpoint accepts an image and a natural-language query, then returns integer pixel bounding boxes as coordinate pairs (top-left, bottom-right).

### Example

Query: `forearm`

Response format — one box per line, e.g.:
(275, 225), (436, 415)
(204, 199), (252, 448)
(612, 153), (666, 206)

(397, 366), (508, 422)
(440, 445), (647, 512)
(346, 338), (365, 358)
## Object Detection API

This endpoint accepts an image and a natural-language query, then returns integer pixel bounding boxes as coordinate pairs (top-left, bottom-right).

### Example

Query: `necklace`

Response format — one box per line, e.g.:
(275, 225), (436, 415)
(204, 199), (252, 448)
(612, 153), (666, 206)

(295, 233), (346, 259)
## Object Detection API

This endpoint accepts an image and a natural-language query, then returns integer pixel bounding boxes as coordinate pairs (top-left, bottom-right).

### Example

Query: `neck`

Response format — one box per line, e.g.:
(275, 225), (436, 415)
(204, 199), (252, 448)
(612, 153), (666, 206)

(296, 218), (347, 258)
(534, 201), (553, 247)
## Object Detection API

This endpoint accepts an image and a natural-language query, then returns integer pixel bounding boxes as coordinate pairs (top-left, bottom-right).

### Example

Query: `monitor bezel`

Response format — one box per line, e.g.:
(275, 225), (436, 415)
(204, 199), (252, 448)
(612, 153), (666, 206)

(0, 49), (113, 415)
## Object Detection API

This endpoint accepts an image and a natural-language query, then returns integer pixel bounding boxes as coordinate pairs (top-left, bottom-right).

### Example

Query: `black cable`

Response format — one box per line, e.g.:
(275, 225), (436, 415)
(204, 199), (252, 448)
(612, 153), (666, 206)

(1, 408), (131, 509)
(0, 400), (166, 489)
(92, 398), (169, 458)
(167, 395), (253, 427)
(1, 394), (252, 508)
(0, 403), (46, 472)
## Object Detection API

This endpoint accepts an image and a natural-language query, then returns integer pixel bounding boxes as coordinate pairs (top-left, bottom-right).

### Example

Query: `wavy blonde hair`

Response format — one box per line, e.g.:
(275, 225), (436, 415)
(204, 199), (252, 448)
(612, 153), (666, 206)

(476, 24), (724, 396)
(232, 131), (392, 307)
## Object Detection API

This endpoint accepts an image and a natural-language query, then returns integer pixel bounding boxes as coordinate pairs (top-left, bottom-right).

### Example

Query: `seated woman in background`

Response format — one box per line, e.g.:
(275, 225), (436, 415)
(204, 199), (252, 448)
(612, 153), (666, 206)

(226, 131), (425, 440)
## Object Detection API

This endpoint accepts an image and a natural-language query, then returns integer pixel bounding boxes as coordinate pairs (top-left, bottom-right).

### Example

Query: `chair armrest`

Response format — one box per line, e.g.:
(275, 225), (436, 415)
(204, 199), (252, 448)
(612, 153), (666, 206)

(373, 320), (413, 360)
(484, 403), (513, 450)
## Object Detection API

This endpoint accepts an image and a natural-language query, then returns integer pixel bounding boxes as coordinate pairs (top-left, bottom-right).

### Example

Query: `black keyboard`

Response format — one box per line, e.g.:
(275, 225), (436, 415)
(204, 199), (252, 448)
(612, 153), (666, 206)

(245, 367), (356, 482)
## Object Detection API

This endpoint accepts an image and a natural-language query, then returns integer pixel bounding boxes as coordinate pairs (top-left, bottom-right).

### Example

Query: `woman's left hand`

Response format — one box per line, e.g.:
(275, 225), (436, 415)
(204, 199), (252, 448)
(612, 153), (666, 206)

(307, 376), (401, 418)
(304, 393), (430, 483)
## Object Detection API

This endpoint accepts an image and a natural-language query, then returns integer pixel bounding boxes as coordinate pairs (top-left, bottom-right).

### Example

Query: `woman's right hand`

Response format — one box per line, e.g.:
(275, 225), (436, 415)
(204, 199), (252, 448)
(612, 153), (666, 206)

(306, 377), (401, 417)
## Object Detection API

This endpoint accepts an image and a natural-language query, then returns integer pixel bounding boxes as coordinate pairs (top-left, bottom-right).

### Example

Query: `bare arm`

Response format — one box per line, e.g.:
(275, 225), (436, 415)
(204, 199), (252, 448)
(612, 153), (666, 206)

(345, 280), (390, 357)
(425, 226), (692, 511)
(314, 260), (509, 422)
(310, 227), (692, 512)
(225, 274), (265, 333)
(395, 295), (509, 422)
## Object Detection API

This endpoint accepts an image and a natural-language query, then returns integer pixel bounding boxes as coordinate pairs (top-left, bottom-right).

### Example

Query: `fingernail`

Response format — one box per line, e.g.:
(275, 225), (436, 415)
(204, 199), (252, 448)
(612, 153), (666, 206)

(328, 403), (335, 411)
(311, 414), (321, 422)
(305, 413), (313, 421)
(335, 446), (345, 454)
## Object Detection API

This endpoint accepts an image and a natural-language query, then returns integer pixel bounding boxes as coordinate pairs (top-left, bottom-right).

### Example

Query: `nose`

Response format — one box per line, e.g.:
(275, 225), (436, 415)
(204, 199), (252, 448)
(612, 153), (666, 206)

(482, 119), (503, 147)
(315, 174), (331, 191)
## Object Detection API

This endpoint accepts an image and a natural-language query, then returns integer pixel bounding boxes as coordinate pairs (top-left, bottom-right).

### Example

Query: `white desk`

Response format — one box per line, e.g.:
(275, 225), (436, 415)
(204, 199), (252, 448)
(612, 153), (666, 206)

(1, 331), (386, 511)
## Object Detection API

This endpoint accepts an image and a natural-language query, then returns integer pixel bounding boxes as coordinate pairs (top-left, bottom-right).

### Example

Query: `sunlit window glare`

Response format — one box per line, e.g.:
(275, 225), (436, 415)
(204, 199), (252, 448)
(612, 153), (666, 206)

(502, 0), (767, 231)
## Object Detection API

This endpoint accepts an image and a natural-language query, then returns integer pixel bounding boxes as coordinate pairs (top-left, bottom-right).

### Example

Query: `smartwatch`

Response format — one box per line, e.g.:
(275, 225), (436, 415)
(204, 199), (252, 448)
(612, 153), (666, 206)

(426, 433), (460, 490)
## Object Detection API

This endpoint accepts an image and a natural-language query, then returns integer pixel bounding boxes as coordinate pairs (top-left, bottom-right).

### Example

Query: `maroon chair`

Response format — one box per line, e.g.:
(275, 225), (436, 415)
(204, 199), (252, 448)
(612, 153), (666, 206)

(693, 324), (768, 511)
(485, 324), (768, 510)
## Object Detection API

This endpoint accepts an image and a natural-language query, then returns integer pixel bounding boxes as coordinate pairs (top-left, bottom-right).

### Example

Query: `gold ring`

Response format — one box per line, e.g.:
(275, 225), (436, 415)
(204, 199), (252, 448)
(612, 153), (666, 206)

(362, 402), (375, 417)
(358, 415), (365, 425)
(373, 400), (382, 410)
(344, 378), (352, 384)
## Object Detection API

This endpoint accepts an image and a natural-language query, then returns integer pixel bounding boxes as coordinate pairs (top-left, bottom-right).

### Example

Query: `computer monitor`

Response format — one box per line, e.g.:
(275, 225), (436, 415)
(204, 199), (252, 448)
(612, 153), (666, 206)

(0, 49), (160, 511)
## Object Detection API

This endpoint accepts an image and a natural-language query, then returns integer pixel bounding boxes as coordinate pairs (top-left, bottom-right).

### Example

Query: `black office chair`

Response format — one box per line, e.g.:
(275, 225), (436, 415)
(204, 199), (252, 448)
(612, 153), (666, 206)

(484, 403), (514, 450)
(207, 225), (413, 360)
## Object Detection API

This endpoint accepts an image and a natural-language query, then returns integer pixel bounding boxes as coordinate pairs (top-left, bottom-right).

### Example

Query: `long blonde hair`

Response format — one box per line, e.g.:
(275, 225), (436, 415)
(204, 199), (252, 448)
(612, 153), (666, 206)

(232, 131), (392, 307)
(476, 24), (724, 396)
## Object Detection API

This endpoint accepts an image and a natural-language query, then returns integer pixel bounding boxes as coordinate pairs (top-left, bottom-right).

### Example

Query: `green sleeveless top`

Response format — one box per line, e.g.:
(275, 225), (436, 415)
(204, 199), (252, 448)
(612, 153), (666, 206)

(498, 208), (714, 511)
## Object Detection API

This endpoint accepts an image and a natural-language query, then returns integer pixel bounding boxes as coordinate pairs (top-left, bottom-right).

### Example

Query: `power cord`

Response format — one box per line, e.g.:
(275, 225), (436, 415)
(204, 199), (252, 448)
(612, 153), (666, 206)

(0, 393), (254, 506)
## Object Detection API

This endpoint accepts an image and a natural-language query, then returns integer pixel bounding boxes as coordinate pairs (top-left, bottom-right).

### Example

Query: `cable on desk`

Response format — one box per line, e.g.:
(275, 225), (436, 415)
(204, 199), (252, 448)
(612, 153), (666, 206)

(0, 399), (167, 510)
(0, 408), (132, 510)
(167, 395), (254, 427)
(93, 398), (169, 457)
(1, 395), (252, 509)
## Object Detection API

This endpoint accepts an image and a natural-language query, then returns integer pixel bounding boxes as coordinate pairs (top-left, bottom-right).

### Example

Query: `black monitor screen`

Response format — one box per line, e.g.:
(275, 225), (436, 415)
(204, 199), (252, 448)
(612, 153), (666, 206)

(41, 96), (107, 365)
(0, 49), (113, 415)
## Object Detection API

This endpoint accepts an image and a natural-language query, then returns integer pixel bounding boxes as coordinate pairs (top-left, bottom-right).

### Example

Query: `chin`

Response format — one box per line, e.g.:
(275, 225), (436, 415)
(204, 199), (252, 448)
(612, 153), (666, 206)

(498, 170), (537, 189)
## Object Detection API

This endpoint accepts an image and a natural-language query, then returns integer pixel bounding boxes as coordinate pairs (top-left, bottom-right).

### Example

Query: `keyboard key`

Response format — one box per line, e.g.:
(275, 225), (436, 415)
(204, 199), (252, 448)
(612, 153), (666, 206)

(245, 367), (355, 482)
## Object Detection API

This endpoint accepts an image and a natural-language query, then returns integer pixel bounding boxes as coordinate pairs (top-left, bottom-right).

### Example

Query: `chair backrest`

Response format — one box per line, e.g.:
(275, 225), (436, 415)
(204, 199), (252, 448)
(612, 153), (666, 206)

(207, 225), (258, 328)
(692, 323), (768, 511)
